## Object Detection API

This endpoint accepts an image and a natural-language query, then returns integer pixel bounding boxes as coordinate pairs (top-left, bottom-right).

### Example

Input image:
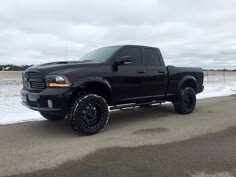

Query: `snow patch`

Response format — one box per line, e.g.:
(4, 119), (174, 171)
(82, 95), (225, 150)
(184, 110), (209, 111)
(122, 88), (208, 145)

(197, 81), (236, 99)
(0, 97), (43, 125)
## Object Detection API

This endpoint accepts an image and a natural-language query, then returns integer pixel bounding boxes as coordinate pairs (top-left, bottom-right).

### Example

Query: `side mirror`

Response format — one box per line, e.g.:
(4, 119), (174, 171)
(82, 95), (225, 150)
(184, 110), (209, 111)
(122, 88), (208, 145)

(112, 56), (133, 71)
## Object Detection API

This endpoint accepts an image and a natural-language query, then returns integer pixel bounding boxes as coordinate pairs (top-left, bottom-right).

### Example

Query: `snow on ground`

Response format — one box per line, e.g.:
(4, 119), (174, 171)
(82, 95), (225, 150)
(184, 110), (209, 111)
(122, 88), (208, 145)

(197, 81), (236, 99)
(0, 71), (236, 125)
(0, 97), (43, 125)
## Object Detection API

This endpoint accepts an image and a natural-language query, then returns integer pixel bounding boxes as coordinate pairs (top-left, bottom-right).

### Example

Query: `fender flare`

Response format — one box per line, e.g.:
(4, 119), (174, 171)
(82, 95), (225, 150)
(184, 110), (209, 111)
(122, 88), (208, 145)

(73, 76), (112, 96)
(177, 76), (198, 92)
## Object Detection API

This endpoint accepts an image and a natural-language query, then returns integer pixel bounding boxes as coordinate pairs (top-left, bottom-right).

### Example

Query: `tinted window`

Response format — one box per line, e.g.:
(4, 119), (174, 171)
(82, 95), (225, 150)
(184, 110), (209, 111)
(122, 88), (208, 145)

(118, 47), (142, 65)
(143, 48), (161, 66)
(79, 46), (121, 62)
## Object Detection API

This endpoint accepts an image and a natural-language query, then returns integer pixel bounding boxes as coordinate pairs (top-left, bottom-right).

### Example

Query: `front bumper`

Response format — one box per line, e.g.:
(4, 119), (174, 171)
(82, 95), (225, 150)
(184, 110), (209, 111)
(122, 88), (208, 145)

(200, 85), (204, 93)
(21, 88), (73, 112)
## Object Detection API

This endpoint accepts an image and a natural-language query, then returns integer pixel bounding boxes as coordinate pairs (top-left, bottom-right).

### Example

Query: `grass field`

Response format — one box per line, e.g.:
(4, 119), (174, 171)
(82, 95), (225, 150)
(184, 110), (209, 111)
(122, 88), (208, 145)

(0, 71), (22, 97)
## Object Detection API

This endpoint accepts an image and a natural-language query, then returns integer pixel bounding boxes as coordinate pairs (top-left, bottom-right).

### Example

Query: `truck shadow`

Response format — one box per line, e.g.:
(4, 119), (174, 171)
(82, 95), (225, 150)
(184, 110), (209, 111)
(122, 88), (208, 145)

(108, 103), (175, 126)
(4, 104), (175, 138)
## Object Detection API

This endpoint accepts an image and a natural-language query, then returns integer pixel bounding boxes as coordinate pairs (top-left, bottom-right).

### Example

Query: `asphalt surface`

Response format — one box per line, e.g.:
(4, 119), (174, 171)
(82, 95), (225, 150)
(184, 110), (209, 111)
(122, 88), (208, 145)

(0, 96), (236, 177)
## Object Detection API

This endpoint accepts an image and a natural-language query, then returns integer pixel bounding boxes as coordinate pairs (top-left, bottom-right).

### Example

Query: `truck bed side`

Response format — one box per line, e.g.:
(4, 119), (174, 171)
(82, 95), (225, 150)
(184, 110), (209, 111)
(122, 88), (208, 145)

(166, 66), (204, 96)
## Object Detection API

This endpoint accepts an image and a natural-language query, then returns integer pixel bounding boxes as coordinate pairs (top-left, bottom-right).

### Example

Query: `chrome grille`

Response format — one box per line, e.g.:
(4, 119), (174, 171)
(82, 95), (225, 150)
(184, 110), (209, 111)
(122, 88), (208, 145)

(23, 72), (46, 91)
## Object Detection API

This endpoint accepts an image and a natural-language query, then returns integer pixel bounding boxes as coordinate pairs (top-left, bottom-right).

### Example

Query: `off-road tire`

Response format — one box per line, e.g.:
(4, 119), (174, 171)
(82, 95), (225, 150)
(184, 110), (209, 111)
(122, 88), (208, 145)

(69, 94), (109, 135)
(173, 87), (196, 114)
(40, 112), (65, 121)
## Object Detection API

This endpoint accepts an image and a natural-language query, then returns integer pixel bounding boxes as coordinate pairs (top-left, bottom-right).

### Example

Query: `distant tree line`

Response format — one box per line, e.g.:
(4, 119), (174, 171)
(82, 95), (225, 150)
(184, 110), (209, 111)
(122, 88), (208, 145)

(0, 64), (33, 71)
(203, 69), (236, 71)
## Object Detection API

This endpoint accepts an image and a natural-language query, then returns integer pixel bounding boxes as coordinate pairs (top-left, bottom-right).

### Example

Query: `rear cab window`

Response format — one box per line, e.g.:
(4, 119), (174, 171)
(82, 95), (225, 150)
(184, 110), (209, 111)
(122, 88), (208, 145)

(143, 48), (161, 66)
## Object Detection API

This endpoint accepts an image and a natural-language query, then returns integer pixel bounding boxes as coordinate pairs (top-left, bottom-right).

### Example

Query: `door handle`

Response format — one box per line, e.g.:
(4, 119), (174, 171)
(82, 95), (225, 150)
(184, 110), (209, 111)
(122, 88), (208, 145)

(136, 70), (145, 74)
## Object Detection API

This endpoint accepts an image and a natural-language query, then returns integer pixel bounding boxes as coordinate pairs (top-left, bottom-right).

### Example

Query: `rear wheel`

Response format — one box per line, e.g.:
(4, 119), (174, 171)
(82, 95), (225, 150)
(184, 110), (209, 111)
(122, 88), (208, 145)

(173, 87), (196, 114)
(69, 94), (109, 135)
(40, 112), (65, 121)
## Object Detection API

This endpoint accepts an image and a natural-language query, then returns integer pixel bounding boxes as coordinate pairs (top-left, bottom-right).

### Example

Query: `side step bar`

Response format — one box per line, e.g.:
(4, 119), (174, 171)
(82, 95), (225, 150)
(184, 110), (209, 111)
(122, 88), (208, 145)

(110, 100), (166, 111)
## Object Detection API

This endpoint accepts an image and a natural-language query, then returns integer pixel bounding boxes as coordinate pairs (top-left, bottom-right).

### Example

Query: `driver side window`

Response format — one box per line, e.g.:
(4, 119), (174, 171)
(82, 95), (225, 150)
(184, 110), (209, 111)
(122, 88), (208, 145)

(117, 47), (142, 66)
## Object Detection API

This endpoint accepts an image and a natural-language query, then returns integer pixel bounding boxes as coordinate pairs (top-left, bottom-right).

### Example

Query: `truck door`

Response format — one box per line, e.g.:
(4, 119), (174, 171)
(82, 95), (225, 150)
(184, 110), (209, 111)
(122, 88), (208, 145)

(141, 47), (168, 98)
(109, 46), (146, 103)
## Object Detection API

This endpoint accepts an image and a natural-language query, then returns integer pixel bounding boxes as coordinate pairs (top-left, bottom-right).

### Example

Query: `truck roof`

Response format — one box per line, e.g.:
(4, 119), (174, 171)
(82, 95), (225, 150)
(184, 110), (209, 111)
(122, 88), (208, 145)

(109, 45), (159, 49)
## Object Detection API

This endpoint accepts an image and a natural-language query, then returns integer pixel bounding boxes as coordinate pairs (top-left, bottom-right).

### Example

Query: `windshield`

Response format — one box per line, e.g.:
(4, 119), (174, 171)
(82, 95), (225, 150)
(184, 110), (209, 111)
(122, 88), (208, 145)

(79, 46), (121, 62)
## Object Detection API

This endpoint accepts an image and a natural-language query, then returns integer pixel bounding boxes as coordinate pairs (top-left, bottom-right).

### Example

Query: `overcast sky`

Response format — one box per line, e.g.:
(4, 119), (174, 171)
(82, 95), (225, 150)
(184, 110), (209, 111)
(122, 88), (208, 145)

(0, 0), (236, 69)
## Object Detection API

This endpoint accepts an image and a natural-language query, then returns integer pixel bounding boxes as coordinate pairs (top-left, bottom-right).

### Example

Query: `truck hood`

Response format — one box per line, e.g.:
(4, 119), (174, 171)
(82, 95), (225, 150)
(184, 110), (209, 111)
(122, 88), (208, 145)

(26, 61), (101, 75)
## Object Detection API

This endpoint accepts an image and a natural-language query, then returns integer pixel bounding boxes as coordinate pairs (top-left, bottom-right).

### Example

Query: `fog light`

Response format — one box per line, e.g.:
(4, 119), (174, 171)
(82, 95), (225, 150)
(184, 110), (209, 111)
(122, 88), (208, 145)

(48, 100), (53, 109)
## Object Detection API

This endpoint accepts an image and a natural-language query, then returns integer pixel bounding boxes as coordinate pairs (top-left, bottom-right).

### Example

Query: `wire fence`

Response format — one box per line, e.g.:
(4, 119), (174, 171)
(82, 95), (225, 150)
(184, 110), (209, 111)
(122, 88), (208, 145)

(204, 70), (236, 82)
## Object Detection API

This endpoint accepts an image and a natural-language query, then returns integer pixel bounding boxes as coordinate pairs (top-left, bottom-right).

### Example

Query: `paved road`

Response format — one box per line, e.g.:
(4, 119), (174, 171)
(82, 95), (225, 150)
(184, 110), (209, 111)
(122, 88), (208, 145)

(0, 96), (236, 177)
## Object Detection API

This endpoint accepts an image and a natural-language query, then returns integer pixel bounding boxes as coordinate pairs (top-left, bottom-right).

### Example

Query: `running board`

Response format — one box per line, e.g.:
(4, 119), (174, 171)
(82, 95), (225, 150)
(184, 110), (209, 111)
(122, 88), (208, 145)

(110, 100), (165, 111)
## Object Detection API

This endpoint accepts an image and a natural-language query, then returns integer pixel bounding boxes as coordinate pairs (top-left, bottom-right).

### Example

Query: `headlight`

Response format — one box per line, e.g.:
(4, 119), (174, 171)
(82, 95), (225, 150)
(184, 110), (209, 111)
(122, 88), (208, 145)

(46, 75), (71, 88)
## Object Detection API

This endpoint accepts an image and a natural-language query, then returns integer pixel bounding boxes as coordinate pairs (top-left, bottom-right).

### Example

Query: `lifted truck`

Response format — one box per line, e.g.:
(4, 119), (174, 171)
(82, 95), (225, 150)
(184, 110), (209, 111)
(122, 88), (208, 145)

(21, 45), (204, 135)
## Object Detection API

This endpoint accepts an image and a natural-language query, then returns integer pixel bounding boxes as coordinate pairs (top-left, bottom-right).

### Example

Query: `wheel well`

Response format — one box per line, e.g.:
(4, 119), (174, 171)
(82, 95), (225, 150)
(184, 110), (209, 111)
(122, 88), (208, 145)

(181, 79), (197, 92)
(73, 82), (112, 105)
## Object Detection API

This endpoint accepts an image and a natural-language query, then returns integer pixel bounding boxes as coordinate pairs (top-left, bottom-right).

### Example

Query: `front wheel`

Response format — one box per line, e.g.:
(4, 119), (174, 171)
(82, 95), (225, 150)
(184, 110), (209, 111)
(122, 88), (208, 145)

(173, 87), (196, 114)
(69, 94), (109, 135)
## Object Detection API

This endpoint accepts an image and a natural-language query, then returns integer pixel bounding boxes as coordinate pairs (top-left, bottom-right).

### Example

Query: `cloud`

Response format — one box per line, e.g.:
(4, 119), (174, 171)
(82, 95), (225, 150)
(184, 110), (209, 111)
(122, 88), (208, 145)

(0, 0), (235, 69)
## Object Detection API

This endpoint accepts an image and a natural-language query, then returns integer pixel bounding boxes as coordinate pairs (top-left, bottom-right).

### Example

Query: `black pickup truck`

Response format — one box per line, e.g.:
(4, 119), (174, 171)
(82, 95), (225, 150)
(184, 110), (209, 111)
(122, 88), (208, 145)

(21, 45), (204, 135)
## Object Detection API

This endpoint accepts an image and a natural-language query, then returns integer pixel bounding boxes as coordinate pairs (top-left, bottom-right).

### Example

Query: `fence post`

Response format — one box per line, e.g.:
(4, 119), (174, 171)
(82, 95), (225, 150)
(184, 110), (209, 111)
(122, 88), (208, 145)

(223, 69), (226, 82)
(207, 70), (209, 82)
(206, 70), (208, 82)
